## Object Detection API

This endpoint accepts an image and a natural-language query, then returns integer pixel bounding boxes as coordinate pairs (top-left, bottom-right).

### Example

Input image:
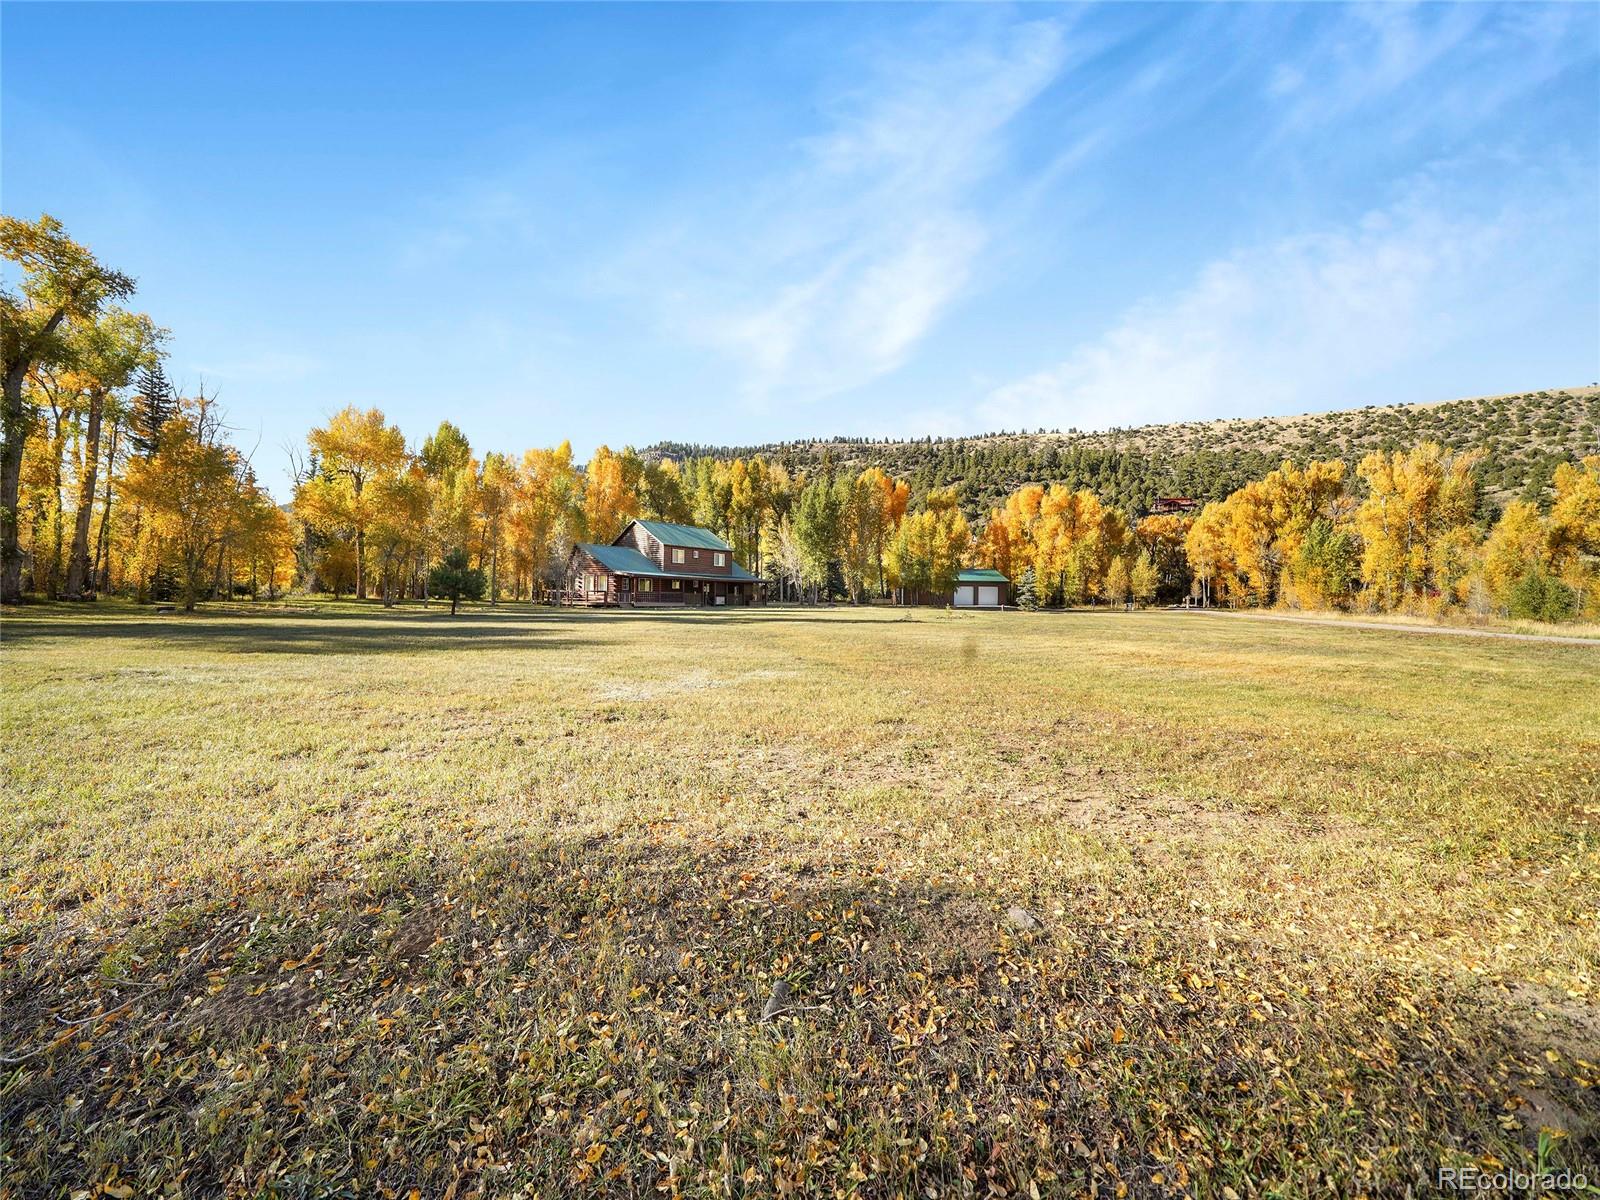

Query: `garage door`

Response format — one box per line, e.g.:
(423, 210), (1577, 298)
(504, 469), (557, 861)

(978, 585), (1000, 607)
(954, 585), (975, 607)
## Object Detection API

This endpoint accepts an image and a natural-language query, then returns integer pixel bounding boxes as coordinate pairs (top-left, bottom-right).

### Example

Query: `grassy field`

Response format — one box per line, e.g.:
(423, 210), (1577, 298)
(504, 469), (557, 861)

(2, 600), (1596, 1198)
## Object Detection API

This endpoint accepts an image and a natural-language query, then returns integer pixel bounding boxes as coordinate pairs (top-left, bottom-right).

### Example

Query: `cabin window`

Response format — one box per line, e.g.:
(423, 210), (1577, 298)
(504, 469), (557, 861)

(692, 549), (700, 560)
(672, 548), (685, 564)
(670, 579), (681, 590)
(714, 552), (725, 567)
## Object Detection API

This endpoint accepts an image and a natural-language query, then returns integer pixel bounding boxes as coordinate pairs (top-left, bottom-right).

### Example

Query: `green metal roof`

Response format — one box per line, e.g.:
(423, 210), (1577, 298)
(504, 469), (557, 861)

(626, 519), (732, 552)
(575, 543), (760, 582)
(956, 568), (1009, 583)
(580, 543), (661, 575)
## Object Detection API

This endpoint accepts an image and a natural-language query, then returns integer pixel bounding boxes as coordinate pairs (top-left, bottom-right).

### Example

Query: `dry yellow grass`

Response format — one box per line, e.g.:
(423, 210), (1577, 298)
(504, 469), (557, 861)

(2, 599), (1596, 1197)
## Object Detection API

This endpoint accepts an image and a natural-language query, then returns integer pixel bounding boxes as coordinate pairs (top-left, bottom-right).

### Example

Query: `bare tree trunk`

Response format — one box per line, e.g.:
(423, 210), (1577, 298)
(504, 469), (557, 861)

(94, 417), (119, 591)
(131, 506), (151, 603)
(183, 547), (202, 612)
(64, 390), (105, 598)
(2, 361), (41, 603)
(42, 401), (69, 599)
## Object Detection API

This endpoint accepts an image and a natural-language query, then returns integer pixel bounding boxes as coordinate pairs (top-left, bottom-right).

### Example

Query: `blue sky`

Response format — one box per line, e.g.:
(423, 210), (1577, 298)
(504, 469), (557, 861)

(4, 2), (1597, 497)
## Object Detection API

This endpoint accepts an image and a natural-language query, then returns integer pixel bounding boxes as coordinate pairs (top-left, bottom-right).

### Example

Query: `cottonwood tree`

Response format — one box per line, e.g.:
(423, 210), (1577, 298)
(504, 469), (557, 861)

(231, 489), (295, 599)
(1547, 456), (1600, 616)
(120, 414), (254, 610)
(582, 445), (638, 544)
(366, 464), (431, 606)
(794, 479), (843, 603)
(1289, 519), (1359, 609)
(638, 457), (691, 526)
(508, 442), (583, 600)
(886, 490), (969, 603)
(1355, 444), (1483, 609)
(760, 511), (804, 603)
(61, 310), (164, 598)
(418, 421), (476, 600)
(1105, 556), (1132, 607)
(1480, 501), (1552, 614)
(1184, 503), (1232, 606)
(1, 215), (135, 602)
(302, 407), (408, 599)
(1130, 551), (1159, 607)
(1134, 512), (1193, 599)
(837, 468), (908, 601)
(477, 452), (515, 601)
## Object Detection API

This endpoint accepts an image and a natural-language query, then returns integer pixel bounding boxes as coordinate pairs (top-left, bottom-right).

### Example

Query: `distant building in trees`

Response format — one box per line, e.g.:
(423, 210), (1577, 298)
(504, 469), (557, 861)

(950, 568), (1009, 608)
(903, 567), (1010, 608)
(1149, 496), (1200, 515)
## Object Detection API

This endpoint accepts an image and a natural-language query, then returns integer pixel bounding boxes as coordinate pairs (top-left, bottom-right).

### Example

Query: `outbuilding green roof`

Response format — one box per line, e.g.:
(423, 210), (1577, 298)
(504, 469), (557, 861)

(956, 568), (1009, 583)
(626, 519), (732, 552)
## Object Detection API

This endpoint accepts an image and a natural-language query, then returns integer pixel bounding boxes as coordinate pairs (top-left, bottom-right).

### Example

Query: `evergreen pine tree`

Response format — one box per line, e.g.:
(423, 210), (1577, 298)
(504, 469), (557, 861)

(129, 360), (175, 458)
(1015, 566), (1039, 611)
(428, 548), (486, 615)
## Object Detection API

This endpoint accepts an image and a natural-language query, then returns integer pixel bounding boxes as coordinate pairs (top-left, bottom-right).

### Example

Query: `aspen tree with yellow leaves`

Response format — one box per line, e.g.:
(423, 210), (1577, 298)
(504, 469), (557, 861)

(1547, 456), (1600, 616)
(1354, 443), (1483, 611)
(581, 445), (638, 545)
(119, 413), (261, 611)
(301, 407), (409, 601)
(2, 214), (136, 603)
(515, 443), (585, 599)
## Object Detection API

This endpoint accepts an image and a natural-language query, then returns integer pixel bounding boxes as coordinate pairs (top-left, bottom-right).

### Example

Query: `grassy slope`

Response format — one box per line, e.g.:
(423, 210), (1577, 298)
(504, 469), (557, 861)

(2, 601), (1596, 1197)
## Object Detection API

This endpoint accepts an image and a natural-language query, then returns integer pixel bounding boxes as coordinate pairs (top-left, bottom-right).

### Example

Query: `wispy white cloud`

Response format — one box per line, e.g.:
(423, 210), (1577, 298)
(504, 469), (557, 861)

(1265, 4), (1592, 140)
(607, 16), (1073, 406)
(973, 169), (1589, 434)
(189, 350), (322, 384)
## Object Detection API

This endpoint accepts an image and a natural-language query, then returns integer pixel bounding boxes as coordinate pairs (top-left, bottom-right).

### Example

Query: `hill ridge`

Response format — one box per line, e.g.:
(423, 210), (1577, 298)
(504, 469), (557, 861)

(643, 386), (1600, 517)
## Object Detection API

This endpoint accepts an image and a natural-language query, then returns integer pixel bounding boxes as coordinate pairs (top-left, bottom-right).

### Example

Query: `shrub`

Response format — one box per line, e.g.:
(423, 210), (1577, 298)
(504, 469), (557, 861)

(1507, 568), (1577, 623)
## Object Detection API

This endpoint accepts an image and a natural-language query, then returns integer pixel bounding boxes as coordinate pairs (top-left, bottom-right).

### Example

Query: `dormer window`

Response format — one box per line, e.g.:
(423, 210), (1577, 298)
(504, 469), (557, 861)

(672, 548), (685, 564)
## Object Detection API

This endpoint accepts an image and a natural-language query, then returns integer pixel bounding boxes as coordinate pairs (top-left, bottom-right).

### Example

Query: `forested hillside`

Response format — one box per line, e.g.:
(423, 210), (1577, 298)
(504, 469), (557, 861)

(646, 387), (1599, 519)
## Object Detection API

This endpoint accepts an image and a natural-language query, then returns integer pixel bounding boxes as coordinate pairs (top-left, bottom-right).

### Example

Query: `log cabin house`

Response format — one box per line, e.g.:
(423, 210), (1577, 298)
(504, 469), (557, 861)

(566, 519), (761, 607)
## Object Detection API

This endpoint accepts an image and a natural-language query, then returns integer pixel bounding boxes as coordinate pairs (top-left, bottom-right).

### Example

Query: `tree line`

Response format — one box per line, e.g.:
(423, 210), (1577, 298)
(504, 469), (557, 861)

(288, 420), (942, 608)
(5, 214), (1596, 621)
(3, 216), (288, 609)
(963, 445), (1599, 621)
(1175, 446), (1599, 622)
